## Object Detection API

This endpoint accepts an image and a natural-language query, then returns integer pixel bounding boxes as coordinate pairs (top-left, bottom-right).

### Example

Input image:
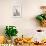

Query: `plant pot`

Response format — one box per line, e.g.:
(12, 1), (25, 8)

(11, 36), (17, 44)
(40, 20), (46, 27)
(7, 39), (12, 44)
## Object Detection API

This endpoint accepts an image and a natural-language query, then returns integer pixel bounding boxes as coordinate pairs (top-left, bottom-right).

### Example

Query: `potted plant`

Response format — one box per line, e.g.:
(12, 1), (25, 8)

(5, 26), (18, 43)
(36, 14), (46, 27)
(36, 6), (46, 27)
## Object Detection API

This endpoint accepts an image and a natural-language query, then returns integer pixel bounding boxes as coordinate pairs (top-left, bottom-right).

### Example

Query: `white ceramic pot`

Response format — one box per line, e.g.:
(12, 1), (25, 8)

(7, 39), (11, 44)
(11, 36), (17, 44)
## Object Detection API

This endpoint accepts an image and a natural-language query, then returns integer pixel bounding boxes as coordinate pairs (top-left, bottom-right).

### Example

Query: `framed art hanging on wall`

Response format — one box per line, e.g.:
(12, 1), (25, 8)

(13, 6), (22, 17)
(11, 0), (22, 17)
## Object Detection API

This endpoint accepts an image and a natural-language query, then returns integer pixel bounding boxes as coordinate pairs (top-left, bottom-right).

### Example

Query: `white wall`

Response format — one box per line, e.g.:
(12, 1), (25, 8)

(0, 0), (46, 38)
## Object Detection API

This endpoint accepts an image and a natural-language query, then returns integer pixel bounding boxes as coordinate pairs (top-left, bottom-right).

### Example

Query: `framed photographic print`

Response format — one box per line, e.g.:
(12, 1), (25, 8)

(11, 0), (22, 18)
(13, 6), (22, 17)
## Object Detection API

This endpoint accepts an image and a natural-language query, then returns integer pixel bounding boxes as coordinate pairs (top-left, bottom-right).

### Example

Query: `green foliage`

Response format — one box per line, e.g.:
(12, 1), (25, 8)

(5, 26), (18, 38)
(44, 15), (46, 19)
(36, 14), (46, 21)
(36, 15), (44, 21)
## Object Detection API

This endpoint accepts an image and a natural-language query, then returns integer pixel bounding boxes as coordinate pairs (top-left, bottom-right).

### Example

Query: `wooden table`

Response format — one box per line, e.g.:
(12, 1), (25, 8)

(14, 43), (46, 46)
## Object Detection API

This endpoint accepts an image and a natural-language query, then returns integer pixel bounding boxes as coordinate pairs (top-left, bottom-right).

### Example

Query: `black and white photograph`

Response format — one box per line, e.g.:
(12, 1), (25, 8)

(13, 6), (22, 17)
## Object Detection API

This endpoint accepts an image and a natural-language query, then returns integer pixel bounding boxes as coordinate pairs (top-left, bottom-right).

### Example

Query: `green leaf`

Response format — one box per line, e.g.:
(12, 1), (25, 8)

(5, 26), (18, 39)
(36, 15), (44, 21)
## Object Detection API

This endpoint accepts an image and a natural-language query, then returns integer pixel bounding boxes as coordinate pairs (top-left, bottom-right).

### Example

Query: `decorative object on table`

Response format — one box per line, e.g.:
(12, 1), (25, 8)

(36, 6), (46, 27)
(36, 29), (43, 32)
(5, 26), (18, 44)
(34, 41), (42, 45)
(34, 41), (39, 45)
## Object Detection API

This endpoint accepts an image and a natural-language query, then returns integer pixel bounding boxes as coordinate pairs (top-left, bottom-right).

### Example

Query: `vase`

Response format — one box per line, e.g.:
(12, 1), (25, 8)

(11, 36), (17, 44)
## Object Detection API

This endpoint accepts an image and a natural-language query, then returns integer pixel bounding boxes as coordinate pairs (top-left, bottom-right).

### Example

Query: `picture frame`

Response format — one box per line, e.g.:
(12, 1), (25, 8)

(12, 5), (22, 17)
